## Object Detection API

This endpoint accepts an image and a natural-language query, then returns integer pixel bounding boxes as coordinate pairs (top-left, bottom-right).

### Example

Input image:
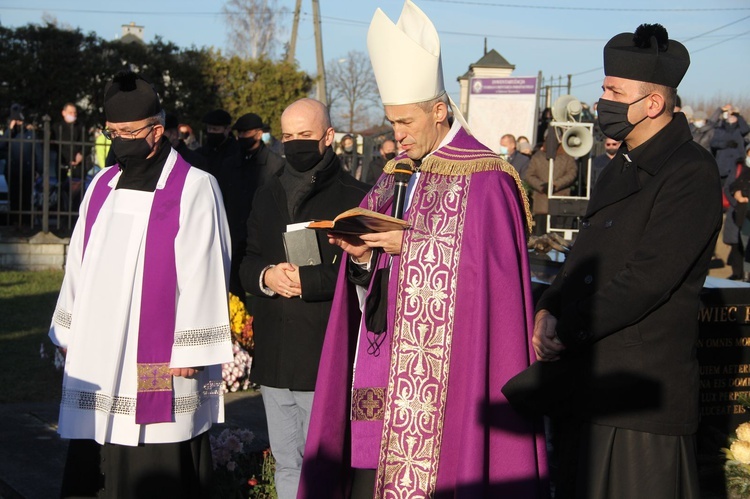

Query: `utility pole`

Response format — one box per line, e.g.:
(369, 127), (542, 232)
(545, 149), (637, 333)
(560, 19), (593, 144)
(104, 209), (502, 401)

(312, 0), (327, 104)
(287, 0), (301, 64)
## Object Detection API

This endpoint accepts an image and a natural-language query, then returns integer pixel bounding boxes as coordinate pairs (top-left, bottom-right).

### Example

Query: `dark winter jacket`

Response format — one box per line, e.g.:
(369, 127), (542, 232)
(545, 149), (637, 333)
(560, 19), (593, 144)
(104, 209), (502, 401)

(239, 147), (370, 390)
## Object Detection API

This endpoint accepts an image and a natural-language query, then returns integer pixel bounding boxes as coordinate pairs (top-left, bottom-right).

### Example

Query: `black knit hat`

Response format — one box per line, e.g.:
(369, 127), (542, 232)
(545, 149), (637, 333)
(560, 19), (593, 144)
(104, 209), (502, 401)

(603, 24), (690, 88)
(202, 109), (232, 126)
(104, 71), (162, 123)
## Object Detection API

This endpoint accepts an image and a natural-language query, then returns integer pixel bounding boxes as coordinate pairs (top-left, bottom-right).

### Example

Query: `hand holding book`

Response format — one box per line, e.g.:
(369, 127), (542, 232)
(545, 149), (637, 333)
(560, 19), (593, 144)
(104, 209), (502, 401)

(307, 207), (411, 235)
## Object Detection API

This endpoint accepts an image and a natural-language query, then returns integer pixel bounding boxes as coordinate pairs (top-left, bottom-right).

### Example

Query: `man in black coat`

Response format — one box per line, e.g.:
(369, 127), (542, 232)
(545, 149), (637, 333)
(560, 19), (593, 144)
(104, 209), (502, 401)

(532, 24), (722, 498)
(195, 108), (239, 178)
(219, 112), (285, 296)
(239, 98), (369, 499)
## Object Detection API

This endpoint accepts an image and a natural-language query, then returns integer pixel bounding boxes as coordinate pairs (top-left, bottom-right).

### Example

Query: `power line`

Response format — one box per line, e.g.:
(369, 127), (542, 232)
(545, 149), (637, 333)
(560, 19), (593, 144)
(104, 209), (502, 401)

(682, 14), (750, 41)
(420, 0), (750, 11)
(691, 28), (750, 53)
(2, 6), (223, 16)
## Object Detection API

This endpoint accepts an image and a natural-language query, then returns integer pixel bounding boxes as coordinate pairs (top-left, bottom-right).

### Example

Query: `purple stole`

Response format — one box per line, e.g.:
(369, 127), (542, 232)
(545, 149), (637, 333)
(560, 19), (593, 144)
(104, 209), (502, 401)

(83, 155), (191, 424)
(352, 172), (470, 497)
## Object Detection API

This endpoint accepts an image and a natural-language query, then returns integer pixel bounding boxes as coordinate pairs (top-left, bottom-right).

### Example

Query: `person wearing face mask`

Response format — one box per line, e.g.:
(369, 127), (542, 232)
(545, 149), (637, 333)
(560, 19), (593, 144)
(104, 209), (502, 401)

(501, 133), (531, 178)
(337, 133), (363, 179)
(195, 108), (239, 178)
(161, 112), (208, 172)
(711, 104), (749, 182)
(49, 71), (233, 498)
(178, 123), (200, 150)
(261, 123), (285, 157)
(1, 103), (41, 217)
(362, 138), (396, 184)
(54, 102), (84, 170)
(525, 23), (721, 498)
(712, 106), (750, 278)
(590, 138), (621, 187)
(300, 2), (546, 497)
(722, 143), (750, 280)
(238, 98), (369, 499)
(218, 112), (285, 296)
(689, 109), (714, 151)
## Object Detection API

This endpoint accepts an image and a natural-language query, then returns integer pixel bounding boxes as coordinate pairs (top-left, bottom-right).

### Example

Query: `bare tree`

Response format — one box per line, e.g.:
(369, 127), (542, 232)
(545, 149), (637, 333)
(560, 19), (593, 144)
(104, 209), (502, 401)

(222, 0), (288, 60)
(326, 50), (380, 132)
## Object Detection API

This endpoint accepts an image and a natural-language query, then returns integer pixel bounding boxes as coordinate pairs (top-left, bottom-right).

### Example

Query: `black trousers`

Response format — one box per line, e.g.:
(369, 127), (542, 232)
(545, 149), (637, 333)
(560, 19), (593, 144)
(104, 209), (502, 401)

(60, 433), (213, 499)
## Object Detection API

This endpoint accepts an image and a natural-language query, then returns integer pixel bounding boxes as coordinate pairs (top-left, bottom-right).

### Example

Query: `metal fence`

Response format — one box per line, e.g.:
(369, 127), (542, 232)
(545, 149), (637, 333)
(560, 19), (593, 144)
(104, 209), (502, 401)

(0, 116), (105, 234)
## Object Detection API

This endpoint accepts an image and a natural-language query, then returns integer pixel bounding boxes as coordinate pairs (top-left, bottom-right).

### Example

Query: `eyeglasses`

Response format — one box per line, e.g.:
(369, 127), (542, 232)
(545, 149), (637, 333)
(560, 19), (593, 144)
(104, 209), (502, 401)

(102, 124), (155, 140)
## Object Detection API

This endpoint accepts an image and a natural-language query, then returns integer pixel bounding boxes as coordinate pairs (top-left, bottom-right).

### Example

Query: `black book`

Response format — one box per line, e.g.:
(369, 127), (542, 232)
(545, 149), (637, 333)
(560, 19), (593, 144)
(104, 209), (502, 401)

(282, 229), (322, 267)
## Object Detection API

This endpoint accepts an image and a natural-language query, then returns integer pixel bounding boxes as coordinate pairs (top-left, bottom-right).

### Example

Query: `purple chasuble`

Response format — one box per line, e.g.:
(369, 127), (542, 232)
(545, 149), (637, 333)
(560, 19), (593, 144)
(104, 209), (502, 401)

(83, 156), (191, 424)
(299, 128), (548, 498)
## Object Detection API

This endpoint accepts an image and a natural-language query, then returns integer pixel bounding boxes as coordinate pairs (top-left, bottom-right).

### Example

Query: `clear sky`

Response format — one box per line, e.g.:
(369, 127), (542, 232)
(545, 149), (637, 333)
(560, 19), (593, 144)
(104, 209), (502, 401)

(2, 0), (749, 109)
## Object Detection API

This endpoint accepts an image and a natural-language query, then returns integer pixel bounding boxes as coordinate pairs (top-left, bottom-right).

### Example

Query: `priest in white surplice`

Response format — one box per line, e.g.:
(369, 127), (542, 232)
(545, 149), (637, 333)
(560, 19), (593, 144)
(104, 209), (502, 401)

(49, 71), (233, 499)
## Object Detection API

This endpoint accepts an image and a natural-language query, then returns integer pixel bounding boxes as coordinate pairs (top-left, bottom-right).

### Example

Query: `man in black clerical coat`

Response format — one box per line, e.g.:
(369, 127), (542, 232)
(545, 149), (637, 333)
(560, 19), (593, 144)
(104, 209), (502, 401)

(532, 24), (721, 498)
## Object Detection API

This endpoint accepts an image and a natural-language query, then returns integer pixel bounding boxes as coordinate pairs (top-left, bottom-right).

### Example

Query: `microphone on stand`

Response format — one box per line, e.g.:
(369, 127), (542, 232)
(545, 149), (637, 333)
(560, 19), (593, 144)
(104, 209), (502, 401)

(392, 164), (414, 220)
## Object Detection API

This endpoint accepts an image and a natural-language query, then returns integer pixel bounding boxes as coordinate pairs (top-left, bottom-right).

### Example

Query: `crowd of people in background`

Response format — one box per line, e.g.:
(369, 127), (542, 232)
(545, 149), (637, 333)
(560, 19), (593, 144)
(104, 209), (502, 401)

(0, 1), (742, 496)
(498, 99), (750, 262)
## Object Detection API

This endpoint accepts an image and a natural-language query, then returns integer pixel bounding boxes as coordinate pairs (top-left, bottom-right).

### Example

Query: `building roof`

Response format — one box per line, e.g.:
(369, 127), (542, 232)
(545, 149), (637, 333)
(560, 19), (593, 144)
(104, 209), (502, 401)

(471, 49), (515, 70)
(458, 48), (515, 80)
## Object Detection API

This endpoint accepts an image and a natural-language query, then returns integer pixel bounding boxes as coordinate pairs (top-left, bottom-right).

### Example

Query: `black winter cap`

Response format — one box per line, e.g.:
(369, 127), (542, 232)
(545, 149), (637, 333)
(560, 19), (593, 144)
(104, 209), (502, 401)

(9, 103), (24, 121)
(233, 113), (264, 131)
(104, 71), (162, 123)
(603, 23), (689, 88)
(164, 113), (179, 130)
(202, 109), (232, 126)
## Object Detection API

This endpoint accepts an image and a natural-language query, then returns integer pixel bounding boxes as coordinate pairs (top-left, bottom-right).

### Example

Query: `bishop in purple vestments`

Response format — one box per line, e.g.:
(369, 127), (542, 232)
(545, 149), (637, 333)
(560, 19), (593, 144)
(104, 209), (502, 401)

(298, 2), (548, 498)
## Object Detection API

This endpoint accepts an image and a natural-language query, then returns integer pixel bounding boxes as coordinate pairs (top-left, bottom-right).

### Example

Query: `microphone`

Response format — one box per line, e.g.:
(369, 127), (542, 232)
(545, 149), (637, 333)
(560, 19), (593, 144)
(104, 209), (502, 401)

(391, 164), (414, 220)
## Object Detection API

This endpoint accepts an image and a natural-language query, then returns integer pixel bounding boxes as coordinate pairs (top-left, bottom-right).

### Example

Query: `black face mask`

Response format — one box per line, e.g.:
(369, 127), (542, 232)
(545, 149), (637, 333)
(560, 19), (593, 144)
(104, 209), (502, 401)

(205, 132), (226, 149)
(384, 152), (397, 161)
(238, 136), (257, 153)
(284, 139), (324, 172)
(596, 94), (649, 141)
(112, 136), (153, 167)
(179, 132), (190, 141)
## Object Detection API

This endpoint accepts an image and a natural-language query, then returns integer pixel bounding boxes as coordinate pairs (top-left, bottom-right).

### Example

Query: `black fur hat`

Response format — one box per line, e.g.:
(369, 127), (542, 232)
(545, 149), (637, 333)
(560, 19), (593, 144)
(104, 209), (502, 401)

(603, 23), (690, 88)
(104, 71), (162, 123)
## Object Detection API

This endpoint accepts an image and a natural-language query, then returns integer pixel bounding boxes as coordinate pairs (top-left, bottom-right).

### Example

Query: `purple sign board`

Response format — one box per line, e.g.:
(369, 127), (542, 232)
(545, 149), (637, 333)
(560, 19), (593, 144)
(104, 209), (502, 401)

(470, 77), (537, 95)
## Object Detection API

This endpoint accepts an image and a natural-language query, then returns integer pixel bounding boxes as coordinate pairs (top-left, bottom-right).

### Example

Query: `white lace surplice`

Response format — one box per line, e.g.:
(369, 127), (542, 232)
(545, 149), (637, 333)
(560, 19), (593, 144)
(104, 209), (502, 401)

(49, 151), (233, 446)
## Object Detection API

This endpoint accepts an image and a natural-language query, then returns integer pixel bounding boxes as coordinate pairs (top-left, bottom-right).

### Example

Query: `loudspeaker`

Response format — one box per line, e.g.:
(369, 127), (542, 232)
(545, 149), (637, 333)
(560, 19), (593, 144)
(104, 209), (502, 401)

(561, 126), (593, 158)
(552, 95), (583, 122)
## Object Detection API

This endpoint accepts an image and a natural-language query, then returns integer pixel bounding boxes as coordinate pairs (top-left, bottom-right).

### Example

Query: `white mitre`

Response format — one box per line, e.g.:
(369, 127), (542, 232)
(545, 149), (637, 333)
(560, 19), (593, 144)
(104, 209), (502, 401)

(367, 0), (470, 130)
(367, 0), (443, 105)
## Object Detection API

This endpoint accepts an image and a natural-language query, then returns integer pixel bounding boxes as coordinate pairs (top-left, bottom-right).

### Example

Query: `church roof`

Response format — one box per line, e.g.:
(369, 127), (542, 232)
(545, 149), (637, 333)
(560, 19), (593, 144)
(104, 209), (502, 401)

(458, 48), (515, 80)
(471, 49), (515, 70)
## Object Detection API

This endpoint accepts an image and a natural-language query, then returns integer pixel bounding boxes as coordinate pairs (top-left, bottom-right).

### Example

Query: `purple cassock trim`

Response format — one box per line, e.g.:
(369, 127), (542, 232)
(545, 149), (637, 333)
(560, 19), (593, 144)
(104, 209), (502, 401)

(82, 156), (191, 424)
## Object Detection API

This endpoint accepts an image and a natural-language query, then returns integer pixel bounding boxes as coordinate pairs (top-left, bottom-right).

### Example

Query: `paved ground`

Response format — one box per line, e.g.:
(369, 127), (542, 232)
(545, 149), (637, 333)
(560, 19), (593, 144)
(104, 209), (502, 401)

(0, 390), (268, 499)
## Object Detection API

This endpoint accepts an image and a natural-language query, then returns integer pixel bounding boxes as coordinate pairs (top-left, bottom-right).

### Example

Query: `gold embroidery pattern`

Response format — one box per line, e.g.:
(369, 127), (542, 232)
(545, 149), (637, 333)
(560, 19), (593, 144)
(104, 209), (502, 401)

(367, 173), (394, 212)
(382, 152), (532, 234)
(352, 387), (386, 421)
(137, 363), (172, 392)
(375, 174), (468, 498)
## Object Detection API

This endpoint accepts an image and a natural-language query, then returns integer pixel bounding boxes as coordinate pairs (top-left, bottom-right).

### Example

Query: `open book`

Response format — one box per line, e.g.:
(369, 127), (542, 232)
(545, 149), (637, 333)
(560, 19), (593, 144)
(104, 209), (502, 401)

(307, 207), (411, 235)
